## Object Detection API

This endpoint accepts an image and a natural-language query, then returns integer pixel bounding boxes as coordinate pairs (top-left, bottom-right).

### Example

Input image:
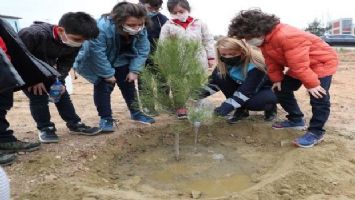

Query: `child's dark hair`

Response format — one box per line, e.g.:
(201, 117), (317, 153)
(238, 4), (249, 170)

(228, 9), (280, 38)
(167, 0), (190, 13)
(140, 0), (164, 8)
(58, 12), (99, 39)
(105, 2), (147, 26)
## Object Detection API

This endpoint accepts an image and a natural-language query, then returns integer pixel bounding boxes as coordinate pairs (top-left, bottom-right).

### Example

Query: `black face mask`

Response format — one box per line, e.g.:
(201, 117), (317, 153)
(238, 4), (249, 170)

(220, 55), (243, 66)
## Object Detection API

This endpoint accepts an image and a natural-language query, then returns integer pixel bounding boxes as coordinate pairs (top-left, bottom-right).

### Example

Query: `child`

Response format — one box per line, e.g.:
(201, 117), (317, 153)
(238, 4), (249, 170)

(74, 2), (155, 132)
(228, 9), (338, 148)
(139, 0), (168, 115)
(140, 0), (168, 53)
(19, 12), (101, 143)
(160, 0), (216, 118)
(0, 18), (59, 165)
(200, 37), (277, 123)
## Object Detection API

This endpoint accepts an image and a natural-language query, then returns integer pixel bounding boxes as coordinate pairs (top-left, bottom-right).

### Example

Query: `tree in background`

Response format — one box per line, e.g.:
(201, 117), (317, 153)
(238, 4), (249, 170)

(305, 18), (332, 36)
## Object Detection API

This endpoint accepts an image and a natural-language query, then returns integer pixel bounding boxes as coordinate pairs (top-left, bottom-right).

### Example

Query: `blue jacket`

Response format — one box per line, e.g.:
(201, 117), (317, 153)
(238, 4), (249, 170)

(228, 63), (255, 84)
(202, 62), (270, 108)
(73, 17), (150, 84)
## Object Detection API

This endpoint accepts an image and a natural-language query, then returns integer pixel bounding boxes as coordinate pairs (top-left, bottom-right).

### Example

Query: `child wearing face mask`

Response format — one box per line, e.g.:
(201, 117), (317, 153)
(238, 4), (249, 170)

(200, 37), (277, 123)
(139, 0), (168, 52)
(19, 12), (101, 143)
(160, 0), (216, 119)
(228, 9), (338, 148)
(74, 2), (155, 132)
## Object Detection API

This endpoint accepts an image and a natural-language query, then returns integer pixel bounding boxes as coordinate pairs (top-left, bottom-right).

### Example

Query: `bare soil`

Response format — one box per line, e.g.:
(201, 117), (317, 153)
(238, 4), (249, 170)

(3, 50), (355, 200)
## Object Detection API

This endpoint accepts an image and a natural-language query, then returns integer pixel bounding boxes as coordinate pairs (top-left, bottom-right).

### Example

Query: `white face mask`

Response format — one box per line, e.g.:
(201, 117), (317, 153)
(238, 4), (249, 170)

(171, 12), (189, 22)
(61, 32), (83, 47)
(122, 25), (144, 35)
(246, 37), (265, 47)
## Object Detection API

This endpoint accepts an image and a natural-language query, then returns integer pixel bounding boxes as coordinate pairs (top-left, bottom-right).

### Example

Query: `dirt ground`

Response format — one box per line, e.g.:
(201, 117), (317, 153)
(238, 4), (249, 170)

(3, 50), (355, 200)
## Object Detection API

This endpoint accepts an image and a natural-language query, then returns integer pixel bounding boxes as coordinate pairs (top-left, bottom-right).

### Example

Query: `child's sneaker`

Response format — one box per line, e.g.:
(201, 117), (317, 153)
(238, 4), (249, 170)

(0, 153), (17, 166)
(272, 119), (306, 130)
(176, 108), (188, 119)
(68, 122), (101, 136)
(38, 127), (59, 143)
(228, 108), (249, 124)
(0, 140), (41, 153)
(99, 118), (117, 133)
(131, 112), (156, 125)
(293, 132), (324, 148)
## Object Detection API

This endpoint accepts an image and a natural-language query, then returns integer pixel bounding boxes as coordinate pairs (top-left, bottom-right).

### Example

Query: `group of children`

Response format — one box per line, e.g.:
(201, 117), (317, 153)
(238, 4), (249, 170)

(0, 0), (338, 169)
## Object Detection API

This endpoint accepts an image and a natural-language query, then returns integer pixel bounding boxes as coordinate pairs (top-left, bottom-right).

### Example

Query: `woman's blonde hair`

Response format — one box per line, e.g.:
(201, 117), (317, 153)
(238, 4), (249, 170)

(215, 37), (266, 78)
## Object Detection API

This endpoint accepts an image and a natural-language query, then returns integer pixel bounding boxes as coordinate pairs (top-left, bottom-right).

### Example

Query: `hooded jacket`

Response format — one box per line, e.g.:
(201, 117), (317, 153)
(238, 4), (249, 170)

(260, 23), (338, 88)
(73, 17), (150, 84)
(18, 22), (80, 81)
(159, 17), (215, 69)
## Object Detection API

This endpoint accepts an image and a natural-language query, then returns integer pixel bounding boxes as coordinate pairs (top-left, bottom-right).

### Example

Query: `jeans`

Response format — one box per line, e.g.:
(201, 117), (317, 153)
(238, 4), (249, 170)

(94, 65), (139, 119)
(275, 75), (332, 136)
(0, 90), (17, 142)
(23, 88), (81, 130)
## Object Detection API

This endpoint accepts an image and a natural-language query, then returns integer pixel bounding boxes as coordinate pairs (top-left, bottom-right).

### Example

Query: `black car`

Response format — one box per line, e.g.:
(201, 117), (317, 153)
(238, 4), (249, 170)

(321, 34), (355, 46)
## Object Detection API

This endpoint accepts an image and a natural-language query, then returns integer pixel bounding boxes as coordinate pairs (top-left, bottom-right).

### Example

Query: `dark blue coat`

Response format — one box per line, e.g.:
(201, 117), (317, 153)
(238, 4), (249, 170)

(147, 13), (168, 52)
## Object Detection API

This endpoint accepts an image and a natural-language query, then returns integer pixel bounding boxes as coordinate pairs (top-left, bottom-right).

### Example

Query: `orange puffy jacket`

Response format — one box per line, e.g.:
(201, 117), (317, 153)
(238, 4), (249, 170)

(260, 23), (338, 89)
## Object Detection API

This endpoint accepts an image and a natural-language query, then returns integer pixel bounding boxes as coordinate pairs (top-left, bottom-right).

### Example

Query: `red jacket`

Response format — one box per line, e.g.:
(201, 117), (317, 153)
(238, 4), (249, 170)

(260, 23), (338, 89)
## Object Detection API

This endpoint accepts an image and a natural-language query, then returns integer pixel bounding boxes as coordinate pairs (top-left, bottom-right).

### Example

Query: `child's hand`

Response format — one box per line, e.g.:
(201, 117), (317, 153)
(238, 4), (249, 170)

(60, 85), (66, 94)
(27, 82), (48, 95)
(126, 72), (138, 83)
(272, 82), (281, 92)
(307, 86), (326, 99)
(105, 76), (116, 84)
(208, 60), (216, 69)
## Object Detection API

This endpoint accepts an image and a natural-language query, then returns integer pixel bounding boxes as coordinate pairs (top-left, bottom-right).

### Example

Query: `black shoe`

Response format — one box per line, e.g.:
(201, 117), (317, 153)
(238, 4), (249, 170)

(228, 108), (249, 124)
(38, 127), (59, 143)
(264, 104), (277, 122)
(0, 153), (17, 166)
(0, 140), (41, 153)
(68, 122), (101, 136)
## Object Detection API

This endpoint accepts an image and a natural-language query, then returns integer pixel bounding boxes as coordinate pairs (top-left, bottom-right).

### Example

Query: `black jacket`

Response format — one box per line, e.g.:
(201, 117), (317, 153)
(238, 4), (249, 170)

(147, 13), (168, 52)
(0, 19), (59, 93)
(18, 22), (80, 80)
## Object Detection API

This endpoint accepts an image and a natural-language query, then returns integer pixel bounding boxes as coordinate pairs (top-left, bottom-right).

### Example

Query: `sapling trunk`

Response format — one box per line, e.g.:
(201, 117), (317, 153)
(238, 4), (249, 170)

(174, 131), (180, 161)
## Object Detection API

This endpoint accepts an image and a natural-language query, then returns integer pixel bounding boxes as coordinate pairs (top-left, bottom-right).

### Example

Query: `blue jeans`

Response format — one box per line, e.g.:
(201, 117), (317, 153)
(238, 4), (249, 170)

(275, 75), (332, 136)
(23, 88), (81, 130)
(0, 90), (18, 142)
(94, 65), (139, 119)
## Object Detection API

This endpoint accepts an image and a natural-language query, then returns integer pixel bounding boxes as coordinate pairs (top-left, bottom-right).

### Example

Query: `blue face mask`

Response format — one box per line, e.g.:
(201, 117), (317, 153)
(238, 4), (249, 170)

(148, 12), (159, 17)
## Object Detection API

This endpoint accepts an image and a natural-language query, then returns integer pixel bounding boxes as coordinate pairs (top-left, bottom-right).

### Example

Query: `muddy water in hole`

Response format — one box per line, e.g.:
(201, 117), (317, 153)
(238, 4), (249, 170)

(116, 144), (258, 198)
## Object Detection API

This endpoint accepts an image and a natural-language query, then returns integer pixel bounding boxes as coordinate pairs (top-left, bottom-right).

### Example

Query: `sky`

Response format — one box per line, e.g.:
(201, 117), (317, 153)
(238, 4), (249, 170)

(0, 0), (354, 35)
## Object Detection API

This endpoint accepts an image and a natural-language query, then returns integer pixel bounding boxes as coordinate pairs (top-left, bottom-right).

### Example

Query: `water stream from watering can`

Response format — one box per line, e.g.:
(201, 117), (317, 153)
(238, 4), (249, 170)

(194, 121), (201, 152)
